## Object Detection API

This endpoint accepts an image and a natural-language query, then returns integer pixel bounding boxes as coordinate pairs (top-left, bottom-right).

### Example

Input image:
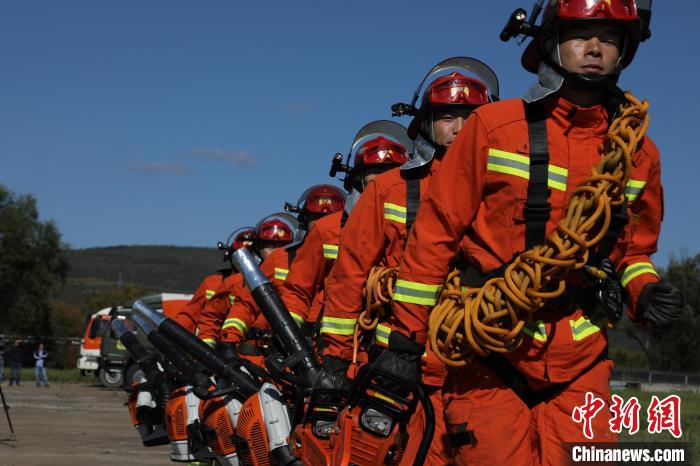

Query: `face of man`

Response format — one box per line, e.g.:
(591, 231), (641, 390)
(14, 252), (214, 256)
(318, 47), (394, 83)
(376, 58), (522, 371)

(362, 165), (395, 186)
(258, 242), (280, 260)
(432, 107), (471, 147)
(558, 22), (623, 76)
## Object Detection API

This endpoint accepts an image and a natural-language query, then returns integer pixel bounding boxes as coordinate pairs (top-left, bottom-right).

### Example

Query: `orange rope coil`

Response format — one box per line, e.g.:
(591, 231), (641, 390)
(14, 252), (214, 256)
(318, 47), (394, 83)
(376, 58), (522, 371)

(359, 266), (399, 331)
(428, 93), (650, 367)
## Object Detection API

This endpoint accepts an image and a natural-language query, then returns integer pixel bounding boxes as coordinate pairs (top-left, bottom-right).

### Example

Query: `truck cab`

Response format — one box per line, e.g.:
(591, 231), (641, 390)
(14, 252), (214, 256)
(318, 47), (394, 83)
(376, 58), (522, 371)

(77, 307), (118, 376)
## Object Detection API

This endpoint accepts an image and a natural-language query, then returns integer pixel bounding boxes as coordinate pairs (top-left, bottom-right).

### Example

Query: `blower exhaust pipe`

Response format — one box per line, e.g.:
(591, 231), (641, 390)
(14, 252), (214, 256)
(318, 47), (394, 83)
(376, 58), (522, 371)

(133, 300), (259, 399)
(231, 248), (321, 388)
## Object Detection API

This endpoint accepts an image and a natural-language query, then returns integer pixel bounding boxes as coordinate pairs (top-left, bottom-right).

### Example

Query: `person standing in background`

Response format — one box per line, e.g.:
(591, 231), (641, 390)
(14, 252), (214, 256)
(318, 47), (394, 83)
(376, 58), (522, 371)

(34, 343), (49, 387)
(7, 340), (23, 387)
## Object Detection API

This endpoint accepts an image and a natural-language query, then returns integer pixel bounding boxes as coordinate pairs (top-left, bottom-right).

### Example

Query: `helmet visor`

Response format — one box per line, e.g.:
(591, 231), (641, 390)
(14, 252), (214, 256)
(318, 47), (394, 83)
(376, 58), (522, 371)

(256, 220), (294, 243)
(304, 192), (345, 214)
(428, 75), (489, 106)
(355, 137), (408, 167)
(558, 0), (638, 21)
(232, 228), (255, 250)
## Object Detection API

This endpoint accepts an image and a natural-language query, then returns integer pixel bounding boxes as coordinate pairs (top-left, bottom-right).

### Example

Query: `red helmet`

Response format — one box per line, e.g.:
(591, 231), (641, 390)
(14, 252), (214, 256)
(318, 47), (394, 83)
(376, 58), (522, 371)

(522, 0), (643, 73)
(354, 136), (409, 168)
(231, 227), (255, 251)
(297, 184), (346, 215)
(254, 213), (303, 248)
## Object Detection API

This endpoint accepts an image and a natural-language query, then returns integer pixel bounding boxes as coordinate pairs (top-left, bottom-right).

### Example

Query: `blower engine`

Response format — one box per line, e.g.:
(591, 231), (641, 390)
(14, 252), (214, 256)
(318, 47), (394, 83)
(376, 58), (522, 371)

(329, 365), (434, 466)
(111, 318), (169, 447)
(199, 390), (243, 466)
(290, 388), (347, 466)
(233, 382), (293, 466)
(164, 385), (210, 462)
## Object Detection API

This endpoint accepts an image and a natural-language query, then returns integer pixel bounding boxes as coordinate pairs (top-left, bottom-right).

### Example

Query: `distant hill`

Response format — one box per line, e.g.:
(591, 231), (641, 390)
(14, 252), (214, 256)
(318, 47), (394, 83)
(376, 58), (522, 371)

(56, 245), (226, 305)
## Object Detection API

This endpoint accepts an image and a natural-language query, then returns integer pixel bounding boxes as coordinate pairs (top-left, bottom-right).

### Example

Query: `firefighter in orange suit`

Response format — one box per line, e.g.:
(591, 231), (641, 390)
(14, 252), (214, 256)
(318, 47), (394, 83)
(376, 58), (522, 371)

(196, 227), (255, 347)
(376, 2), (683, 465)
(219, 186), (346, 363)
(279, 122), (411, 337)
(318, 58), (499, 465)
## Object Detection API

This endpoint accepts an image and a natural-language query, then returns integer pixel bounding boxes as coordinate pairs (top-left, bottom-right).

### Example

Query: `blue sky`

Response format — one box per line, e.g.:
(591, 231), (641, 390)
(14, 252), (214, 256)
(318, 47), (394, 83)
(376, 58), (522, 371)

(1, 1), (697, 266)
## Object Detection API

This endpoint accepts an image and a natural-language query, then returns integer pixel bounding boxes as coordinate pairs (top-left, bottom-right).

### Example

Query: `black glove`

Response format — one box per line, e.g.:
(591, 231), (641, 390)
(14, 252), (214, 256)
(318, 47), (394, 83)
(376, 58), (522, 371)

(370, 332), (423, 389)
(591, 258), (625, 323)
(216, 342), (240, 364)
(639, 281), (685, 329)
(313, 355), (351, 391)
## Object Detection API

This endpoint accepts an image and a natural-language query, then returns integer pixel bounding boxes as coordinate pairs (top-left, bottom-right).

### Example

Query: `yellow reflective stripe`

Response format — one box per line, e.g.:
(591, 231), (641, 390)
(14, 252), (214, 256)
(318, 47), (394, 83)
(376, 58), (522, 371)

(222, 318), (247, 334)
(621, 262), (658, 287)
(323, 244), (339, 260)
(570, 315), (608, 341)
(375, 324), (391, 346)
(228, 294), (235, 305)
(487, 148), (568, 191)
(625, 179), (647, 201)
(384, 203), (407, 224)
(200, 338), (217, 347)
(320, 316), (357, 336)
(522, 320), (547, 342)
(290, 312), (304, 325)
(205, 289), (215, 299)
(274, 268), (289, 281)
(393, 279), (442, 306)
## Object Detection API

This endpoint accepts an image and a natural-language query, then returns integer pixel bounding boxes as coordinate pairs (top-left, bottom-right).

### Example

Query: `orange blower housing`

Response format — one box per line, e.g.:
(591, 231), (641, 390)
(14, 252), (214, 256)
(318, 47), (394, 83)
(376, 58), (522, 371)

(126, 379), (169, 446)
(290, 388), (348, 466)
(165, 385), (210, 462)
(199, 393), (243, 466)
(329, 367), (426, 466)
(234, 392), (271, 466)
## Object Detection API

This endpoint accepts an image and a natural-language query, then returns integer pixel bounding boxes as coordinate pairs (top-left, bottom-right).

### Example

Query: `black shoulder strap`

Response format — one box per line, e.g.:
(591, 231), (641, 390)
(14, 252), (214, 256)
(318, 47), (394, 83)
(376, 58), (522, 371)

(287, 247), (297, 267)
(405, 172), (421, 233)
(340, 210), (349, 228)
(524, 101), (551, 249)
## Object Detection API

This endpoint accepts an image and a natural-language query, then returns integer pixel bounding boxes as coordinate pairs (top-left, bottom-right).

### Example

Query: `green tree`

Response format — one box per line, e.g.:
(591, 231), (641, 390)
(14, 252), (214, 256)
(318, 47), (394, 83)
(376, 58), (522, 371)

(0, 184), (69, 335)
(49, 299), (85, 337)
(627, 253), (700, 371)
(80, 283), (150, 319)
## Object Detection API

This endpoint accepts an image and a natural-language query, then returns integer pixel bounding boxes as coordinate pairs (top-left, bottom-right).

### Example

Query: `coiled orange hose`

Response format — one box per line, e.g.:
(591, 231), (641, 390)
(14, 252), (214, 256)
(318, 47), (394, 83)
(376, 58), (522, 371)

(428, 93), (650, 367)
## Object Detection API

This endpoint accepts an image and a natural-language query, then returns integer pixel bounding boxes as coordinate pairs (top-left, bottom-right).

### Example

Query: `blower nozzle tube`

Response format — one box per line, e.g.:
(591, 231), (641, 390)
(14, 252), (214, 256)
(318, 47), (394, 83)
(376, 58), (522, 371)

(132, 315), (200, 382)
(111, 318), (164, 391)
(111, 318), (149, 363)
(133, 300), (259, 398)
(231, 248), (321, 388)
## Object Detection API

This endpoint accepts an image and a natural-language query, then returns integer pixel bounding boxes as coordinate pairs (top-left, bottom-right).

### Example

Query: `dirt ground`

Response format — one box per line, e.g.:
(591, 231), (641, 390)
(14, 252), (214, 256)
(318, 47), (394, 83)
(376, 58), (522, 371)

(0, 381), (172, 466)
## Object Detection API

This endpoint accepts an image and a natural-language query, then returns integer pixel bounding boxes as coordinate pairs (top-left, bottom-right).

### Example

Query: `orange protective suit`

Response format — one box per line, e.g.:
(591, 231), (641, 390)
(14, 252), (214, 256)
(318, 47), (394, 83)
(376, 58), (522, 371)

(389, 96), (662, 463)
(196, 272), (244, 347)
(219, 247), (292, 345)
(279, 211), (342, 326)
(172, 270), (230, 333)
(320, 163), (451, 465)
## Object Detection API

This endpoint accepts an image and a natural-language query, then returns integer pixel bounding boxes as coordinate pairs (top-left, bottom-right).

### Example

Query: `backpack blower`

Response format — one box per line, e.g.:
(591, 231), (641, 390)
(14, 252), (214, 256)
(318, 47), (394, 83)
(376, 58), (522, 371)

(231, 248), (347, 466)
(131, 314), (218, 463)
(329, 364), (435, 466)
(111, 318), (170, 447)
(134, 300), (299, 466)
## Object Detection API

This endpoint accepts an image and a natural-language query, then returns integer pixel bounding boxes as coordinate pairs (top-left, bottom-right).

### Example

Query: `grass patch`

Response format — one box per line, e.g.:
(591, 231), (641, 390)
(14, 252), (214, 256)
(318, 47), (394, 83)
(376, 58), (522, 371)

(5, 367), (90, 384)
(614, 388), (700, 460)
